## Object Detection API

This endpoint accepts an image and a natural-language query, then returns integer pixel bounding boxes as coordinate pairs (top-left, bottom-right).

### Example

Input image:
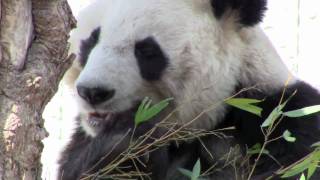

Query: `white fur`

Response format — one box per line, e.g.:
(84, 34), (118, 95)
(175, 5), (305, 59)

(68, 0), (109, 58)
(78, 113), (98, 137)
(69, 0), (295, 135)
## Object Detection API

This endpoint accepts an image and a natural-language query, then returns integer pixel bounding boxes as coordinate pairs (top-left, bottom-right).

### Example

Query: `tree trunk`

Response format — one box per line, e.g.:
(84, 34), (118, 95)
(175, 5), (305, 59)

(0, 0), (76, 179)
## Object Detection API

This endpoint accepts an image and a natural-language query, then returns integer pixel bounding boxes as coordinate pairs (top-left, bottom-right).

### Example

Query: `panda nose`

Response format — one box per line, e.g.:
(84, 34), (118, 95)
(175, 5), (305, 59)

(77, 86), (115, 105)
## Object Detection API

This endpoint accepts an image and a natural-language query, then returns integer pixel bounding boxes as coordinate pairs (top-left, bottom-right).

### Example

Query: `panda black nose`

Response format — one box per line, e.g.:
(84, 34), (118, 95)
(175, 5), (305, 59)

(77, 86), (115, 105)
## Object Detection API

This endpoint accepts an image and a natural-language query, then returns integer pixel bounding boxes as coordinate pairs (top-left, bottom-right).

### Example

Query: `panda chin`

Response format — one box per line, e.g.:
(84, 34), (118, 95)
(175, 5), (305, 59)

(87, 112), (114, 128)
(81, 101), (141, 137)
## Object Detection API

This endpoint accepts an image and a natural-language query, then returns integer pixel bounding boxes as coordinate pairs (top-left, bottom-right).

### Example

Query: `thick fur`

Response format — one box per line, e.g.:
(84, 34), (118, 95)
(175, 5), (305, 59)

(223, 81), (320, 178)
(78, 27), (101, 67)
(58, 108), (171, 180)
(58, 82), (320, 180)
(59, 0), (320, 179)
(211, 0), (267, 26)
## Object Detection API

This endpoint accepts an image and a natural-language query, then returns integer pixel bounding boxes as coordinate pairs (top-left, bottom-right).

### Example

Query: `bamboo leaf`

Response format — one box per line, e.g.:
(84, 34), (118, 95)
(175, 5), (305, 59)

(283, 130), (296, 143)
(261, 91), (296, 128)
(140, 98), (173, 123)
(191, 159), (201, 180)
(283, 105), (320, 118)
(178, 168), (193, 178)
(226, 98), (263, 117)
(247, 144), (270, 155)
(134, 98), (173, 126)
(226, 98), (263, 104)
(144, 98), (153, 110)
(311, 141), (320, 148)
(307, 161), (318, 179)
(261, 106), (283, 128)
(281, 150), (320, 178)
(135, 97), (149, 123)
(262, 90), (297, 128)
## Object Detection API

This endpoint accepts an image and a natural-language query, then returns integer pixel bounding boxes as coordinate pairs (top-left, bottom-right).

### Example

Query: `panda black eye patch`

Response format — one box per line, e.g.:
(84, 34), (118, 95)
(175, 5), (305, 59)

(134, 37), (168, 81)
(79, 27), (101, 67)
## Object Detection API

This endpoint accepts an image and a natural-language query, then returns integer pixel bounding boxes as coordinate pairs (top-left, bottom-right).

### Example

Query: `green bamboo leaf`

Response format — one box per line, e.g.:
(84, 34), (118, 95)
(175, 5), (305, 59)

(144, 98), (153, 110)
(178, 168), (193, 178)
(134, 98), (173, 126)
(261, 106), (283, 128)
(226, 98), (263, 117)
(135, 97), (149, 123)
(281, 150), (320, 178)
(300, 174), (306, 180)
(311, 141), (320, 148)
(283, 130), (296, 143)
(141, 99), (172, 122)
(135, 97), (152, 125)
(262, 91), (296, 128)
(192, 159), (201, 180)
(281, 163), (309, 178)
(283, 105), (320, 118)
(247, 144), (270, 155)
(307, 161), (318, 179)
(226, 98), (263, 104)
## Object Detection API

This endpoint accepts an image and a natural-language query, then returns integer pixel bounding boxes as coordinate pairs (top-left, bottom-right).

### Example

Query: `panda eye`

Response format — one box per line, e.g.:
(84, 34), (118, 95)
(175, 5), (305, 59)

(134, 37), (168, 81)
(134, 37), (162, 58)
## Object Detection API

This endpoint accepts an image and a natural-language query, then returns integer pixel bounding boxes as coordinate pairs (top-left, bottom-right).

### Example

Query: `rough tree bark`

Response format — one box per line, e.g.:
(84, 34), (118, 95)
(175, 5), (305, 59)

(0, 0), (76, 179)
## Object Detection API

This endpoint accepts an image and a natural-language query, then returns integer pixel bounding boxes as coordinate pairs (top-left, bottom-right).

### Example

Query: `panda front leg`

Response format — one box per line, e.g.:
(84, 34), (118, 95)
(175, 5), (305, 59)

(57, 126), (93, 180)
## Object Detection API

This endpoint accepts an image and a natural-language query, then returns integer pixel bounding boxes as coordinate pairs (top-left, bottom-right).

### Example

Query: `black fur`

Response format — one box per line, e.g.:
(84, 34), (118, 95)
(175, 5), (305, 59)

(58, 118), (243, 180)
(59, 81), (320, 179)
(79, 27), (101, 67)
(222, 81), (320, 178)
(134, 37), (168, 81)
(210, 0), (267, 26)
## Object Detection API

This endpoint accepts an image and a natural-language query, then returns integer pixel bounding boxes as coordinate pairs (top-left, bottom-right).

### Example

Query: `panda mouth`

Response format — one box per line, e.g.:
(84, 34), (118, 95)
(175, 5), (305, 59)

(87, 112), (114, 127)
(86, 101), (141, 128)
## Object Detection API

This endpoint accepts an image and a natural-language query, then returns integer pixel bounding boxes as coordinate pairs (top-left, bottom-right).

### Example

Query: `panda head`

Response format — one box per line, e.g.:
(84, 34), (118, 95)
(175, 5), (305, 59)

(69, 0), (291, 132)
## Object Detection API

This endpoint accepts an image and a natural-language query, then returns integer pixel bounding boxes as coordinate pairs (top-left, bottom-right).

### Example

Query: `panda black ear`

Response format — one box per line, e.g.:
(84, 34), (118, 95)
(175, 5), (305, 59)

(210, 0), (267, 26)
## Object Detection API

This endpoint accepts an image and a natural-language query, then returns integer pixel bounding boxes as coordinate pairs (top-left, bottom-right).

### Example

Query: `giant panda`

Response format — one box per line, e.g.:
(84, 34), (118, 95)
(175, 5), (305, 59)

(58, 0), (320, 179)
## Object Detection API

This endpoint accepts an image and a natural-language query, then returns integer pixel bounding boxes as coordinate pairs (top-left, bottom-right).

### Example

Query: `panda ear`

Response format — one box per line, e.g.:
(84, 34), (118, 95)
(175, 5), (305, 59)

(210, 0), (267, 27)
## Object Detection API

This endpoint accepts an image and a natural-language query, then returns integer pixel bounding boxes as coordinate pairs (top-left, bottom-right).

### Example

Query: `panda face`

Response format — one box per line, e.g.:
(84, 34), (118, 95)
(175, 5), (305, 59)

(73, 0), (289, 131)
(75, 0), (226, 114)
